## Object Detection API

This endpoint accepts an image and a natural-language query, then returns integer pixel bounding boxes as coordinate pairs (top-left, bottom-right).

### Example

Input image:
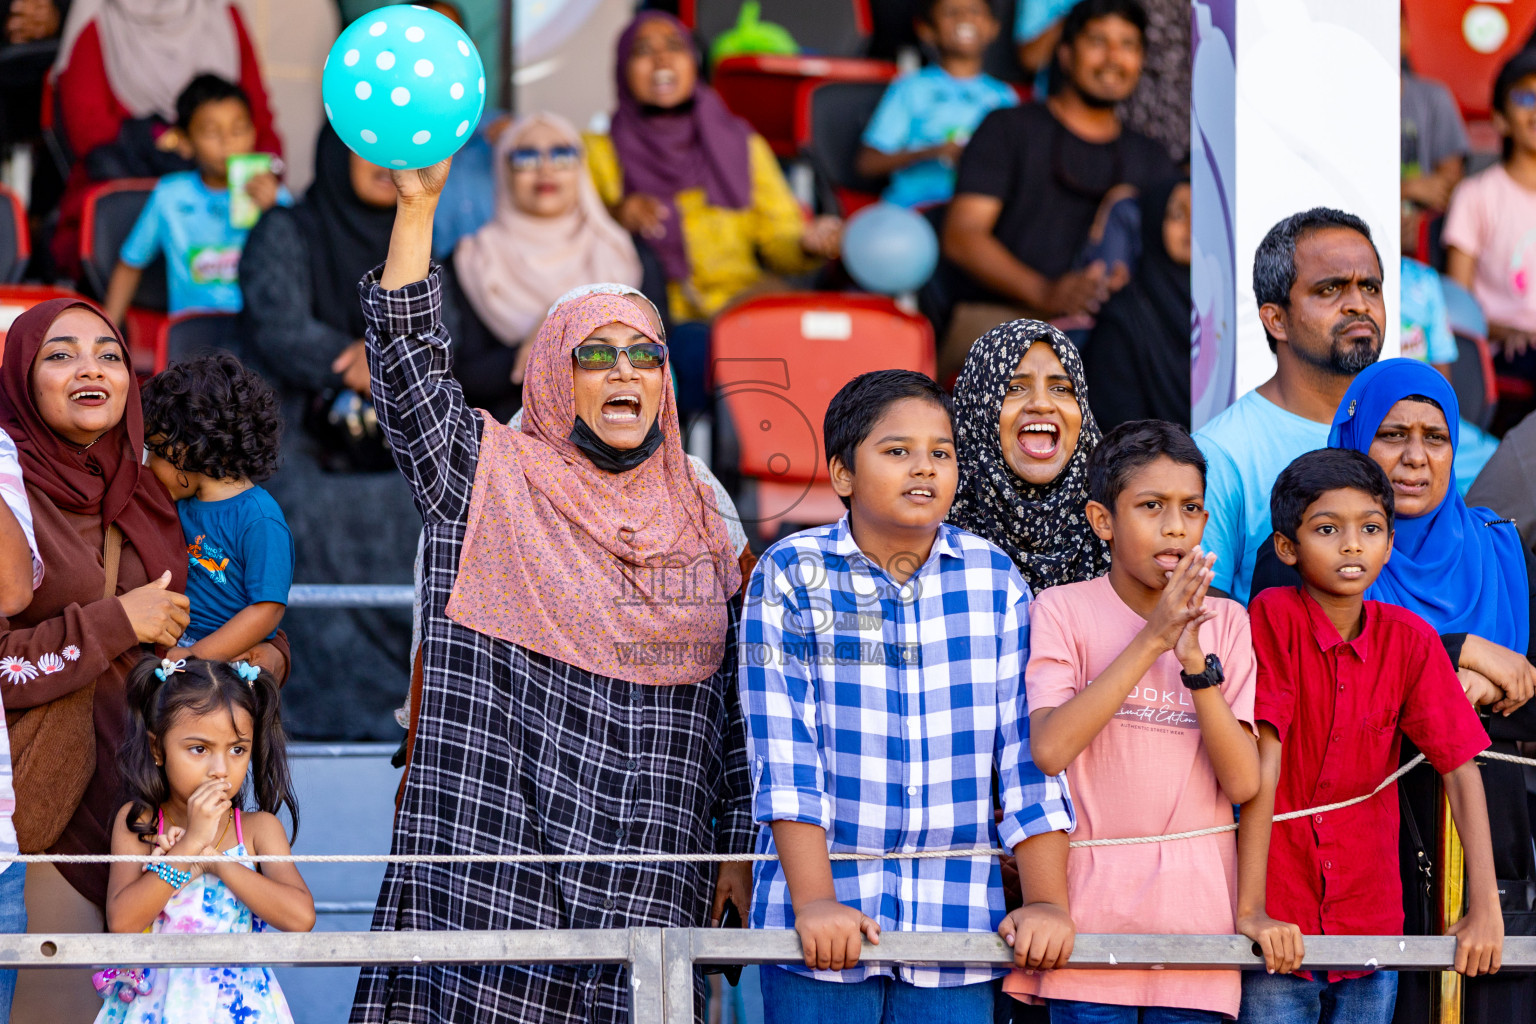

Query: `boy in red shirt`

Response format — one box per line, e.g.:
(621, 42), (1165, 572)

(1238, 449), (1501, 1023)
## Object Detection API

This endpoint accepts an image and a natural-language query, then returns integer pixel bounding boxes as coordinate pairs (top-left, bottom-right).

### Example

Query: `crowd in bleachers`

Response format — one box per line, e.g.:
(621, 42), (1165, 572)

(3, 1), (1536, 1023)
(0, 0), (1205, 739)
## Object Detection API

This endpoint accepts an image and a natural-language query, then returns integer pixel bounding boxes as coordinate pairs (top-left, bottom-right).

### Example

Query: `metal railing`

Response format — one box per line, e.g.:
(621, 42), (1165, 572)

(287, 585), (413, 609)
(260, 585), (1536, 1021)
(7, 930), (1535, 1024)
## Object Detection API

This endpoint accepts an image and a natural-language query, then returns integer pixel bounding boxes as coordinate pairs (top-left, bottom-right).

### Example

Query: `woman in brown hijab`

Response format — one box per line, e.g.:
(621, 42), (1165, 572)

(0, 298), (289, 1021)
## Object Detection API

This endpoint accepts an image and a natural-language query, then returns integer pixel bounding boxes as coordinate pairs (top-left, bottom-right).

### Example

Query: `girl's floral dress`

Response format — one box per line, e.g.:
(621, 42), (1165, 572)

(94, 811), (295, 1024)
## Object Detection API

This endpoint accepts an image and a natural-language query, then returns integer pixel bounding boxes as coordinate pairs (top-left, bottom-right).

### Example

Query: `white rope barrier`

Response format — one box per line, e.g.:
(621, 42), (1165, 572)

(1070, 752), (1430, 848)
(4, 748), (1528, 866)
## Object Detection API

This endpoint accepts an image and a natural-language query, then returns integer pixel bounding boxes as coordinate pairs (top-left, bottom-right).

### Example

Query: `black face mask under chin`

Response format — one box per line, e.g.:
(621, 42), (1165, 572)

(569, 415), (664, 473)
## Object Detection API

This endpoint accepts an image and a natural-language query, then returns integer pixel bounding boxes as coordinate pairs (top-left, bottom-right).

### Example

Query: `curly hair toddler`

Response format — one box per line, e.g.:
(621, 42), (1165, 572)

(140, 354), (292, 663)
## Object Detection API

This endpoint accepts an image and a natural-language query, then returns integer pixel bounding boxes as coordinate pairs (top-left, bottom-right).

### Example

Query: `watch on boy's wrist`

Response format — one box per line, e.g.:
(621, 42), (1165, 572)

(1180, 653), (1224, 690)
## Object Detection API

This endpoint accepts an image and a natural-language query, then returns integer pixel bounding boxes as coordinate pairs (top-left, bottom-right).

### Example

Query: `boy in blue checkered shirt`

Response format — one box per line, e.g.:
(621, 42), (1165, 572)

(739, 369), (1077, 1024)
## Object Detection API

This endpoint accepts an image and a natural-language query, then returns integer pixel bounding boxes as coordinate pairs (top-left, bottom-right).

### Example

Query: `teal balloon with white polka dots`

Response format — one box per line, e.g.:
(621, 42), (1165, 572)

(322, 5), (486, 170)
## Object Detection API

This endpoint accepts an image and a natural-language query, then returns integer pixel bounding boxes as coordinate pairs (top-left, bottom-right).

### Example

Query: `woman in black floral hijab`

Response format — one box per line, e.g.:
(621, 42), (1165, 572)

(948, 319), (1110, 594)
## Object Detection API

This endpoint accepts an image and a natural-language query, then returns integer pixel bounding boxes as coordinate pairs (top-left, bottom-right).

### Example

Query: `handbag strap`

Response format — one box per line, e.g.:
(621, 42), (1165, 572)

(1401, 784), (1436, 910)
(102, 524), (122, 601)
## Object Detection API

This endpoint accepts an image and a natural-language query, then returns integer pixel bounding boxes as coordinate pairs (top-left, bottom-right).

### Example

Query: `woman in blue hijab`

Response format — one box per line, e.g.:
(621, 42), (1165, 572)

(1332, 358), (1536, 1024)
(1330, 359), (1532, 698)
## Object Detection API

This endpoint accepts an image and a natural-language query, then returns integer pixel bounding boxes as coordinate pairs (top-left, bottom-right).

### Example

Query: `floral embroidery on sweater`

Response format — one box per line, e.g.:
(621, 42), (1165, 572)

(0, 657), (38, 684)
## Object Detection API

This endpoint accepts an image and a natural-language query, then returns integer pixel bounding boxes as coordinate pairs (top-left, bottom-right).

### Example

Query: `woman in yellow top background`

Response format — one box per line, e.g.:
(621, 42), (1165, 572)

(587, 10), (841, 420)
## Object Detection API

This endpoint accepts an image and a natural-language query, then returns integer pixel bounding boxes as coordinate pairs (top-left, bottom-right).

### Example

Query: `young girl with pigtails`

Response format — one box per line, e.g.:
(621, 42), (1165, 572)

(93, 656), (313, 1023)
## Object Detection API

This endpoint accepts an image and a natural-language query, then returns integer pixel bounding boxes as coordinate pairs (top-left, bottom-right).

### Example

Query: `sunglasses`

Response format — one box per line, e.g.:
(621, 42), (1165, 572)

(572, 341), (668, 371)
(508, 145), (580, 172)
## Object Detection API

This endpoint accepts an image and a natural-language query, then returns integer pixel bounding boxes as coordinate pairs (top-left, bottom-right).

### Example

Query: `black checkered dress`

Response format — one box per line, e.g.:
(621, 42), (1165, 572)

(348, 268), (754, 1024)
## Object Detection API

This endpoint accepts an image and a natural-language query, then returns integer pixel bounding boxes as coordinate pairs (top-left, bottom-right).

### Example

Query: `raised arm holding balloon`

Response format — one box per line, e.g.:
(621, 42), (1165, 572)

(321, 5), (487, 173)
(323, 23), (755, 1020)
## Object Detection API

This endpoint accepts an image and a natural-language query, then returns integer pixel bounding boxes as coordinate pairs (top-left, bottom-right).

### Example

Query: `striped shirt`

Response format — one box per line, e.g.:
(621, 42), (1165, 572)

(0, 428), (42, 871)
(740, 516), (1075, 987)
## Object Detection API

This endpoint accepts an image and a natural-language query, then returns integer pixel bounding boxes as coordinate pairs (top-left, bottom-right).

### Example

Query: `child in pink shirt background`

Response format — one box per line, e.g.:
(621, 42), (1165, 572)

(1445, 52), (1536, 365)
(1003, 420), (1259, 1022)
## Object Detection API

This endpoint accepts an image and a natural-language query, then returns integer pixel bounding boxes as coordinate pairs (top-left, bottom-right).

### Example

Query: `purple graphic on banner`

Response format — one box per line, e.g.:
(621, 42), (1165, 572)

(1191, 0), (1236, 429)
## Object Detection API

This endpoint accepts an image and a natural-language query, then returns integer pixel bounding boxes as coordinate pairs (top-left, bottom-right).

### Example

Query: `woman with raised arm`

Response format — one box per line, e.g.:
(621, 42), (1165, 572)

(348, 159), (753, 1024)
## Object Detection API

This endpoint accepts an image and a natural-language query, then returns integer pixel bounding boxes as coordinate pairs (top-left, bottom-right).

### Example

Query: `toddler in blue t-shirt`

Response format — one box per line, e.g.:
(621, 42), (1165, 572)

(857, 0), (1017, 208)
(104, 74), (291, 326)
(142, 354), (293, 663)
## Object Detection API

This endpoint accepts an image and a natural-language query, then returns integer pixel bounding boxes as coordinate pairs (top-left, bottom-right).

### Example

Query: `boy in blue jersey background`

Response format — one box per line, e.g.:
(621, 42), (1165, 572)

(857, 0), (1018, 209)
(104, 74), (291, 326)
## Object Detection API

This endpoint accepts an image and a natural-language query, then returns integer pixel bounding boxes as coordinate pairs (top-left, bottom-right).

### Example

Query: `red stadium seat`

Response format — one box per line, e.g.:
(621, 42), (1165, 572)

(0, 184), (28, 284)
(79, 178), (161, 299)
(712, 54), (895, 158)
(79, 178), (167, 370)
(681, 0), (872, 58)
(122, 308), (168, 374)
(794, 79), (890, 216)
(157, 310), (240, 369)
(1455, 330), (1499, 433)
(712, 292), (935, 540)
(0, 284), (86, 356)
(38, 67), (73, 183)
(1404, 0), (1536, 120)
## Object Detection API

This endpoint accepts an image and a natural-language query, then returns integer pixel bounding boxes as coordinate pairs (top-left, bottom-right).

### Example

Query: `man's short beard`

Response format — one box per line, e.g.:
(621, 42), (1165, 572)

(1331, 339), (1381, 375)
(1063, 77), (1123, 110)
(1292, 331), (1382, 377)
(1074, 86), (1120, 110)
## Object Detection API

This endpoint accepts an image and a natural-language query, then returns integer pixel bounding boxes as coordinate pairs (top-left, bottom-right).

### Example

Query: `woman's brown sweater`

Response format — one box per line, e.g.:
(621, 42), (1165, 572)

(0, 484), (287, 906)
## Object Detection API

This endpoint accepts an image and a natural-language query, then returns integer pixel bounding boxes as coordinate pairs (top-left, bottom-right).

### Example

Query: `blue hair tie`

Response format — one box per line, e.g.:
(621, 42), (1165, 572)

(232, 661), (259, 684)
(153, 658), (186, 682)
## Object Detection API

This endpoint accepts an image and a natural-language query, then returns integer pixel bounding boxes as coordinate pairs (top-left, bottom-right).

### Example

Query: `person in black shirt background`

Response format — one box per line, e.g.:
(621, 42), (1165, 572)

(938, 0), (1174, 380)
(1084, 177), (1191, 430)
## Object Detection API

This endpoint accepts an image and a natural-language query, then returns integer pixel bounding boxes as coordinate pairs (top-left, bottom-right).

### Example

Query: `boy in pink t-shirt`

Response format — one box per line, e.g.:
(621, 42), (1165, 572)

(1002, 421), (1260, 1022)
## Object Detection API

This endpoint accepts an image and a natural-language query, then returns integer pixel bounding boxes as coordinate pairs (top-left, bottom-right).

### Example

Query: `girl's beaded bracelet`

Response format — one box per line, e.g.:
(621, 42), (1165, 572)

(143, 862), (192, 890)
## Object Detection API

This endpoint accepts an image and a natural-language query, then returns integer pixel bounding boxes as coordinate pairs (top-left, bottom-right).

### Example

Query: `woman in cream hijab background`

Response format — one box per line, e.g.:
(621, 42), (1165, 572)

(454, 113), (644, 386)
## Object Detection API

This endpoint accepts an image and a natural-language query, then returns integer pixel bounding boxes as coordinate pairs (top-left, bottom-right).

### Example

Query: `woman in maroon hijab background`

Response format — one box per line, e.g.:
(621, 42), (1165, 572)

(0, 299), (289, 1022)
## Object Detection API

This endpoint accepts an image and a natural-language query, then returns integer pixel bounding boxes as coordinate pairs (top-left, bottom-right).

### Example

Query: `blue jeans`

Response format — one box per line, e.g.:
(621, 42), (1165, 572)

(1050, 1000), (1222, 1023)
(0, 864), (25, 1019)
(1239, 970), (1398, 1024)
(761, 965), (995, 1024)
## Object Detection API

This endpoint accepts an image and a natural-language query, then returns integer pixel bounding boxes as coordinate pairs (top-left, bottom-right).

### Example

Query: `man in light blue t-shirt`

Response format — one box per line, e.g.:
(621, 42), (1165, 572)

(857, 0), (1017, 209)
(1195, 208), (1385, 604)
